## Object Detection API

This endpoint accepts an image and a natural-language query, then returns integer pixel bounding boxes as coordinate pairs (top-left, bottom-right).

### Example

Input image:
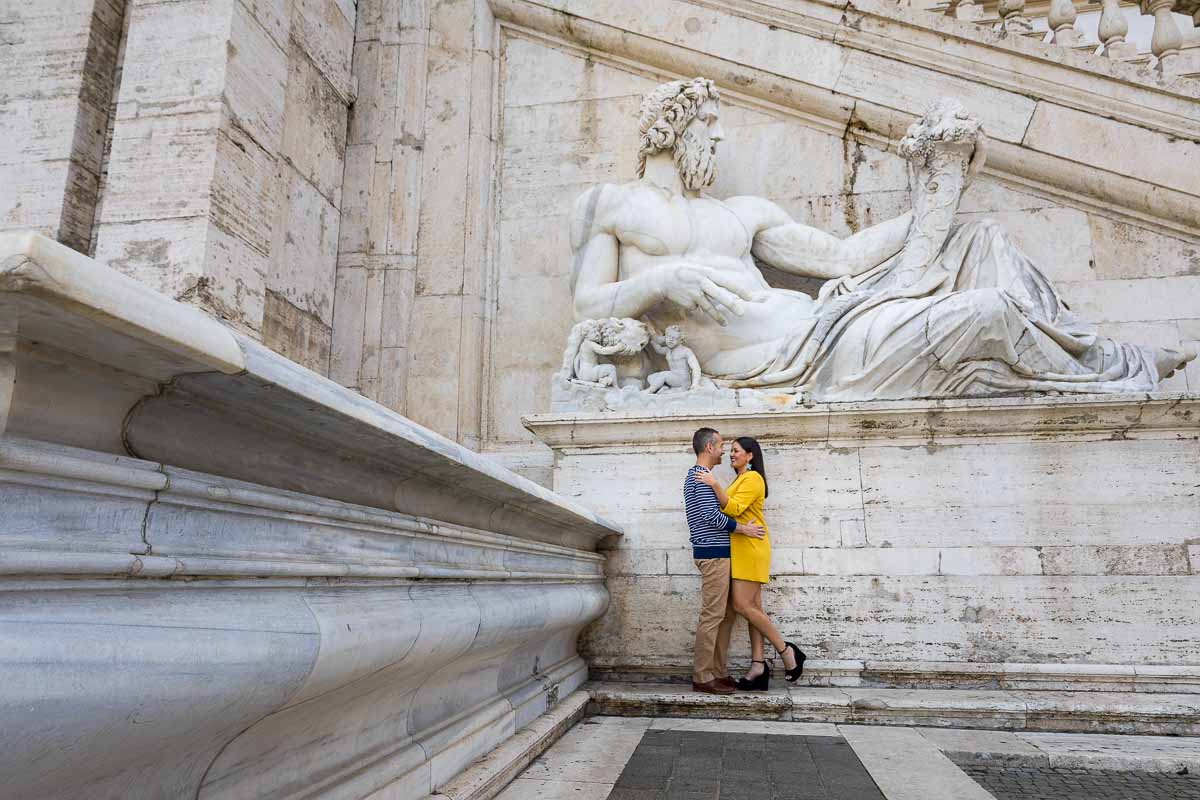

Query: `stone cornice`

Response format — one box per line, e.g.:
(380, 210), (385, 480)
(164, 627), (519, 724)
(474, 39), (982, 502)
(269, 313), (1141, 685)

(0, 232), (621, 549)
(0, 436), (605, 581)
(488, 0), (1200, 240)
(524, 393), (1200, 450)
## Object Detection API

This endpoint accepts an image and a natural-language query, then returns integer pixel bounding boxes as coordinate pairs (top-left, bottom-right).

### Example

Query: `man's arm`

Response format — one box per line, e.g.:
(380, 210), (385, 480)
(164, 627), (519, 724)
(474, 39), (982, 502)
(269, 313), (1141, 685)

(727, 195), (912, 279)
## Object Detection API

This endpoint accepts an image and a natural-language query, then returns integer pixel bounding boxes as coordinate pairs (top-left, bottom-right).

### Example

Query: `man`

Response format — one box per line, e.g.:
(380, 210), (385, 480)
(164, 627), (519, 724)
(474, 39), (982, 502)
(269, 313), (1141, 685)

(685, 427), (763, 695)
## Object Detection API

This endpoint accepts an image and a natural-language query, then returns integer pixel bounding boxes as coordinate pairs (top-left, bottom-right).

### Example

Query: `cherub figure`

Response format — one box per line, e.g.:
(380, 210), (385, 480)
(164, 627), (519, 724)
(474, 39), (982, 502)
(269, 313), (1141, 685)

(645, 325), (701, 393)
(570, 320), (625, 386)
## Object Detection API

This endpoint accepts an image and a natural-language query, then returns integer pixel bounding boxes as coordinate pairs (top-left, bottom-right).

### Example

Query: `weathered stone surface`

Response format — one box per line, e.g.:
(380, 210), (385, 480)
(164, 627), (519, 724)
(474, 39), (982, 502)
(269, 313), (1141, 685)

(1022, 101), (1200, 196)
(261, 289), (332, 374)
(267, 168), (340, 326)
(280, 41), (350, 206)
(290, 0), (355, 99)
(0, 233), (618, 799)
(835, 49), (1038, 143)
(1089, 215), (1200, 280)
(583, 682), (1200, 735)
(0, 0), (123, 250)
(529, 397), (1199, 686)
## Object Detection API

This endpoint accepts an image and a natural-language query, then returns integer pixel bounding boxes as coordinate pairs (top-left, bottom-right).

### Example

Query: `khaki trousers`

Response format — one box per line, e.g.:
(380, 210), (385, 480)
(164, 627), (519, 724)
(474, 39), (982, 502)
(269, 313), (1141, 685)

(693, 557), (736, 683)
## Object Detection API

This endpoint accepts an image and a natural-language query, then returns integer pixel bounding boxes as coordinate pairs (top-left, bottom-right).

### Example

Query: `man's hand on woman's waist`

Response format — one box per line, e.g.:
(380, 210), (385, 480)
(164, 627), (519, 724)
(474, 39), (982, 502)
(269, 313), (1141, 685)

(735, 522), (765, 539)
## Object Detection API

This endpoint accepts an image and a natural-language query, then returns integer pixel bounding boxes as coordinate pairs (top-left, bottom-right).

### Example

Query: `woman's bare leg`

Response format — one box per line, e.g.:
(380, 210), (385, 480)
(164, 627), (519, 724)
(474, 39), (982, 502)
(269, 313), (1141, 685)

(746, 586), (766, 679)
(731, 579), (796, 670)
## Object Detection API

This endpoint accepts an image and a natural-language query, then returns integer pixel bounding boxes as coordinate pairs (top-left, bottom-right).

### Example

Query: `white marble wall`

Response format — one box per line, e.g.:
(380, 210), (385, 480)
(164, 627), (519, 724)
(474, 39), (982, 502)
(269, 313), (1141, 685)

(527, 397), (1200, 681)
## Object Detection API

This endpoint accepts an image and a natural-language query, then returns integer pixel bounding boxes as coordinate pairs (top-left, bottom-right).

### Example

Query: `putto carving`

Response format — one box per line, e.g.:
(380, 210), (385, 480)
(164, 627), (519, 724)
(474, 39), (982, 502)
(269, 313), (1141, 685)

(645, 325), (702, 394)
(557, 318), (651, 387)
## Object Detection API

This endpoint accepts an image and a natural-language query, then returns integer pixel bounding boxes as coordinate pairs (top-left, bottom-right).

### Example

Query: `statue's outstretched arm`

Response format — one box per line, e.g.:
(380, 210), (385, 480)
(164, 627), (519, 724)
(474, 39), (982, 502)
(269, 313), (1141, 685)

(730, 196), (911, 279)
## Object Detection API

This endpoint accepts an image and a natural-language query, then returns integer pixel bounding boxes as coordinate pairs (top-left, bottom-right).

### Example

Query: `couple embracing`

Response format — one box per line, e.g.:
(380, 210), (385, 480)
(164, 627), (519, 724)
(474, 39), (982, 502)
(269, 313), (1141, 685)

(686, 427), (806, 694)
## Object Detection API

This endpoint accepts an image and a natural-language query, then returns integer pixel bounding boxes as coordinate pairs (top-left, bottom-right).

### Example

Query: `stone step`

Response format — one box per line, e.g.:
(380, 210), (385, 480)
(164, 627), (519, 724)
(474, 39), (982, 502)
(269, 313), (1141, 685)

(589, 660), (1200, 695)
(585, 682), (1200, 736)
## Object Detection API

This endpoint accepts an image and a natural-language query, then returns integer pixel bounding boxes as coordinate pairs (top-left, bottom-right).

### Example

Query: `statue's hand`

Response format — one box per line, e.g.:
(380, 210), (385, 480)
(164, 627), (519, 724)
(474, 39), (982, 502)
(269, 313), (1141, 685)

(662, 265), (760, 326)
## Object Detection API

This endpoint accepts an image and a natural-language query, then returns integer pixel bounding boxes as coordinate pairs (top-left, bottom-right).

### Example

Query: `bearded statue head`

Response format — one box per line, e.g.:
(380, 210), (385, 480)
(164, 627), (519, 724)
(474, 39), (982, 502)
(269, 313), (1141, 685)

(636, 77), (722, 191)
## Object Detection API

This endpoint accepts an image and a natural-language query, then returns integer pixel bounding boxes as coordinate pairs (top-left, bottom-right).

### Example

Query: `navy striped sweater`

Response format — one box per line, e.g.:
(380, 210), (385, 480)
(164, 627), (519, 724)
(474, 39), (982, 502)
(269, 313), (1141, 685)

(684, 465), (737, 559)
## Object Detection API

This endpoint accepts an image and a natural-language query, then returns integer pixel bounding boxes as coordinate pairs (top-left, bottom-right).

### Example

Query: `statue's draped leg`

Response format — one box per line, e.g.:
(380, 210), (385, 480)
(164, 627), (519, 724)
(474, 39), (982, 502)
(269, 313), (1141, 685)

(723, 221), (1191, 399)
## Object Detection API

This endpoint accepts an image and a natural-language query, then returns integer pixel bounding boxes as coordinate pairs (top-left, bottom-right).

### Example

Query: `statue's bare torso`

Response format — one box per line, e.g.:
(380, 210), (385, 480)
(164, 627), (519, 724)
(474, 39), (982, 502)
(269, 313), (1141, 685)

(573, 182), (817, 375)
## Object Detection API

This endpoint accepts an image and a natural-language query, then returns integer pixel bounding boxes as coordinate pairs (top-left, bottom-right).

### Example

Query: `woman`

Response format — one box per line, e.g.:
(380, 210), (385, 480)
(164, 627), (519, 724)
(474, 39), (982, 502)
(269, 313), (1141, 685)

(695, 437), (805, 690)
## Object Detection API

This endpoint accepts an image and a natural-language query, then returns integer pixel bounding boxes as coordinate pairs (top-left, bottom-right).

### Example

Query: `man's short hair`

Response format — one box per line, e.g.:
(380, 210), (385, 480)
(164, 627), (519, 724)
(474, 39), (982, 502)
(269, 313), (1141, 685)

(692, 427), (719, 455)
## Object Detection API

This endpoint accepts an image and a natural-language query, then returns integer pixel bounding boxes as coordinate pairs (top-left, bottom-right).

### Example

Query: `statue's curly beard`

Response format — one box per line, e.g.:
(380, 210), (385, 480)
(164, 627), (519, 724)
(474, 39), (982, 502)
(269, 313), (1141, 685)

(673, 128), (716, 191)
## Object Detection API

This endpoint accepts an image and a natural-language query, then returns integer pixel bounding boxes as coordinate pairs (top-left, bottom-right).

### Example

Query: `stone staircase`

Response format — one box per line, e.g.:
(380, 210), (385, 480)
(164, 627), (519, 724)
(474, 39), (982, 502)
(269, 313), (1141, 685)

(585, 682), (1200, 736)
(583, 660), (1200, 736)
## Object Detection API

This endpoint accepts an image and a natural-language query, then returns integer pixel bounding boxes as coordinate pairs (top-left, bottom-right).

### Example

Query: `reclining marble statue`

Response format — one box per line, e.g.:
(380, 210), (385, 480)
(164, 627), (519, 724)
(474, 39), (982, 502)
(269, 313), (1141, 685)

(553, 77), (1195, 409)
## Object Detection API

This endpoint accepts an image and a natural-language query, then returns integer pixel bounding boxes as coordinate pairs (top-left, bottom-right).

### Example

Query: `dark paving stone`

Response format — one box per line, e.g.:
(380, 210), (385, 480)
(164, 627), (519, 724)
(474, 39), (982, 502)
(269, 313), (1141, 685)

(950, 758), (1200, 800)
(608, 790), (667, 800)
(607, 731), (886, 800)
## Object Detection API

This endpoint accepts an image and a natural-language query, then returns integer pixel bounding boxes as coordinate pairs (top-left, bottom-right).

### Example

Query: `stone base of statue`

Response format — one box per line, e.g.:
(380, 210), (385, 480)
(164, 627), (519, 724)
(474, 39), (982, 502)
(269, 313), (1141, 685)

(551, 374), (812, 414)
(525, 393), (1200, 708)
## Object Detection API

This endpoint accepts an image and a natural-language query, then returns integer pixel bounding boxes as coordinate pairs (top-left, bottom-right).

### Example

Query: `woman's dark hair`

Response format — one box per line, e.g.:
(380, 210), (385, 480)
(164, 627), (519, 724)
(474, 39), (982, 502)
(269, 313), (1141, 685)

(735, 436), (768, 498)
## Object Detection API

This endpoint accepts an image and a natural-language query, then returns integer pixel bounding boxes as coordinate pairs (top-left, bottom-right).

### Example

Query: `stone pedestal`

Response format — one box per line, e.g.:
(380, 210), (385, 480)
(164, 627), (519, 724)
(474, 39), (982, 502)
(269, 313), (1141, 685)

(525, 394), (1200, 688)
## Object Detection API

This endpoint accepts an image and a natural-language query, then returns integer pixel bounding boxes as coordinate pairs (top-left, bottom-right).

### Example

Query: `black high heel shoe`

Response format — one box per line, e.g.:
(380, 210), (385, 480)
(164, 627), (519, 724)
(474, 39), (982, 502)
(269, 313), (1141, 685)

(782, 642), (806, 683)
(735, 660), (771, 691)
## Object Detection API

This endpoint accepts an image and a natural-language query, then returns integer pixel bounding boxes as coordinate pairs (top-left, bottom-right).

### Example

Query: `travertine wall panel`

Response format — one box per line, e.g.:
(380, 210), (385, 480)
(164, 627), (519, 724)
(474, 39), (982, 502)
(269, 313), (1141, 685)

(0, 0), (125, 251)
(585, 573), (1200, 666)
(834, 49), (1038, 143)
(530, 401), (1200, 674)
(1088, 217), (1200, 281)
(331, 0), (498, 445)
(89, 0), (351, 359)
(261, 289), (332, 373)
(268, 167), (340, 328)
(1022, 103), (1200, 197)
(279, 43), (349, 207)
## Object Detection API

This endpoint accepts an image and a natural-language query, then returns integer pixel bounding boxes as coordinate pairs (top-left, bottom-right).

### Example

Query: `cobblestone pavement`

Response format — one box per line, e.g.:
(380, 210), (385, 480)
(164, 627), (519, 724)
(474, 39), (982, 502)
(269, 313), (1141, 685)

(955, 762), (1200, 799)
(606, 729), (885, 800)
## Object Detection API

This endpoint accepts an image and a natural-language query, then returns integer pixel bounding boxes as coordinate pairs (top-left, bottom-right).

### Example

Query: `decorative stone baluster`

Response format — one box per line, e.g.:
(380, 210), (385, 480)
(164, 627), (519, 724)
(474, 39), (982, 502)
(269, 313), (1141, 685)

(998, 0), (1034, 32)
(1141, 0), (1184, 75)
(955, 0), (985, 21)
(1048, 0), (1084, 44)
(1099, 0), (1137, 59)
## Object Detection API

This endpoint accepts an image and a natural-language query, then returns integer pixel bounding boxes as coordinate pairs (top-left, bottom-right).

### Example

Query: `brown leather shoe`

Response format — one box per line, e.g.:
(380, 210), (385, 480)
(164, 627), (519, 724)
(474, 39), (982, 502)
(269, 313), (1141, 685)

(692, 679), (735, 695)
(715, 676), (737, 690)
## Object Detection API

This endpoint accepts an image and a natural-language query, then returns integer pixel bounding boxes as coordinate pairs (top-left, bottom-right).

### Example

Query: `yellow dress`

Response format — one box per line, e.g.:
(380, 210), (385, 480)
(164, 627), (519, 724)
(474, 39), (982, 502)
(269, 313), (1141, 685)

(723, 470), (770, 583)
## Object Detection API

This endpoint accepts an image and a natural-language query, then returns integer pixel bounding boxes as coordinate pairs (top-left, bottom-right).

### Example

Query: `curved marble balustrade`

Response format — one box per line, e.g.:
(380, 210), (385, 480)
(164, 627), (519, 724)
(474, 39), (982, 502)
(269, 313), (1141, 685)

(0, 232), (620, 799)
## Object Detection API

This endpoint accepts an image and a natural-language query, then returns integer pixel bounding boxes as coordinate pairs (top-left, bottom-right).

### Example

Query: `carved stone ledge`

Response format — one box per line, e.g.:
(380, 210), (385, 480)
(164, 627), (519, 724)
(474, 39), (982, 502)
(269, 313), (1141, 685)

(525, 392), (1200, 450)
(0, 232), (620, 550)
